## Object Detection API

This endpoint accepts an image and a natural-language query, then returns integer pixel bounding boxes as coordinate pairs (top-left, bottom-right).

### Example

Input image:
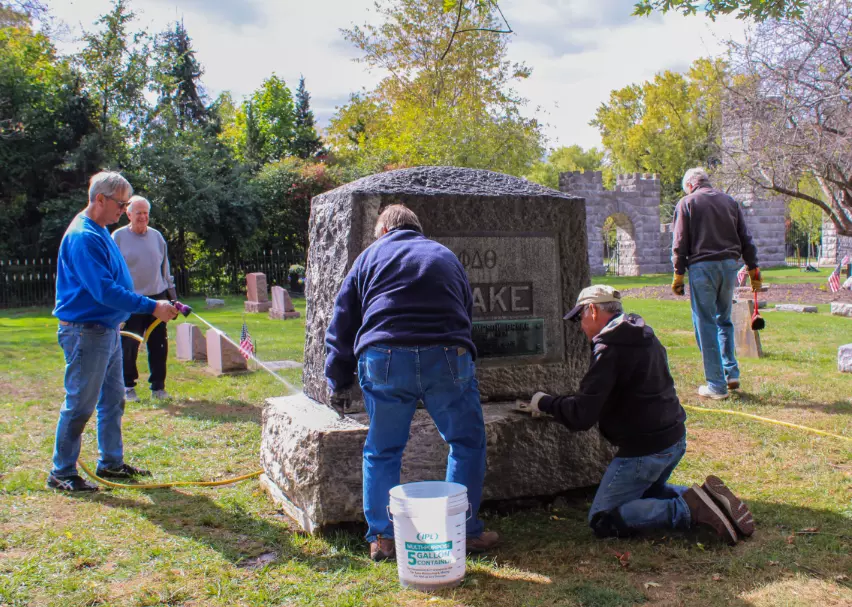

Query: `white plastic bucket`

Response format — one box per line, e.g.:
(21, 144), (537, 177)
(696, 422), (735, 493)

(388, 481), (469, 591)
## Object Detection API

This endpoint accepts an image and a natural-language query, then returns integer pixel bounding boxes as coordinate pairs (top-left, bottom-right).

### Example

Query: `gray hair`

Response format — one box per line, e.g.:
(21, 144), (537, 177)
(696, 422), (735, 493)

(127, 195), (151, 212)
(596, 301), (623, 316)
(374, 204), (422, 239)
(682, 167), (710, 192)
(88, 171), (132, 204)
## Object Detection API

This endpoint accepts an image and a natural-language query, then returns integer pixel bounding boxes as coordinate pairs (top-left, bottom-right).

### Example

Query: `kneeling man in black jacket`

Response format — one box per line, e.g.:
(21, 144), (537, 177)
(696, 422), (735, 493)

(517, 285), (754, 544)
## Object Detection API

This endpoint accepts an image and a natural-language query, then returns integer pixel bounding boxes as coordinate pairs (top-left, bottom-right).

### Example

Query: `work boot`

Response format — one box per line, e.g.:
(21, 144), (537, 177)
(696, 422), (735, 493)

(369, 537), (395, 562)
(46, 474), (99, 492)
(702, 475), (755, 537)
(96, 463), (152, 479)
(152, 389), (170, 400)
(124, 387), (139, 402)
(683, 484), (738, 545)
(467, 530), (500, 554)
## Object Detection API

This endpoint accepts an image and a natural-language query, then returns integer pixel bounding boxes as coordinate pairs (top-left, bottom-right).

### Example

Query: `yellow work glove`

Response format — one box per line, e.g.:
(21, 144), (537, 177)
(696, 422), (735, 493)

(748, 267), (762, 292)
(672, 273), (685, 296)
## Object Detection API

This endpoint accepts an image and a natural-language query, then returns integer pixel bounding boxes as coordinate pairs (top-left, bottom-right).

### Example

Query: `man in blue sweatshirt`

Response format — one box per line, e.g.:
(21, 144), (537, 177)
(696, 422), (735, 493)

(325, 204), (499, 561)
(49, 172), (179, 492)
(517, 285), (754, 545)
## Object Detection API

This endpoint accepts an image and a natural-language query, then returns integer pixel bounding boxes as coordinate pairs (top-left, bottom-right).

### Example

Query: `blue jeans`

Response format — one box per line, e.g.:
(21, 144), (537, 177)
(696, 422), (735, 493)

(588, 436), (691, 535)
(52, 324), (126, 478)
(688, 259), (741, 394)
(358, 344), (486, 543)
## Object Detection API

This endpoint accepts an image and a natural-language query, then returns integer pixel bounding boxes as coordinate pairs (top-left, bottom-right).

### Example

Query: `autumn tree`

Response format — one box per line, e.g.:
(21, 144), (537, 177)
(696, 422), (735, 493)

(632, 0), (807, 21)
(526, 145), (609, 190)
(591, 58), (725, 220)
(721, 0), (852, 237)
(326, 0), (543, 176)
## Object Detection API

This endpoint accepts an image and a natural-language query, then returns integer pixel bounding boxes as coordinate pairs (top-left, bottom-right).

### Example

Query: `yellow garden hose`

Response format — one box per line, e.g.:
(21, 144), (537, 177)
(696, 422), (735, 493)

(683, 404), (851, 442)
(119, 319), (163, 344)
(78, 459), (262, 490)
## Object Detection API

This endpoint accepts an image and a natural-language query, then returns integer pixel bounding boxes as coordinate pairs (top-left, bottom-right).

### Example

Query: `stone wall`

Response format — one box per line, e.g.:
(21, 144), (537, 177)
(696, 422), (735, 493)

(820, 217), (852, 266)
(560, 171), (787, 275)
(559, 171), (670, 276)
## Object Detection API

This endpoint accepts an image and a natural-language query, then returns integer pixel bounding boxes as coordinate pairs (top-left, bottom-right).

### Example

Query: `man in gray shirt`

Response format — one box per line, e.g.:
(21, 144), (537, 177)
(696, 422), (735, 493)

(671, 168), (761, 400)
(113, 196), (177, 401)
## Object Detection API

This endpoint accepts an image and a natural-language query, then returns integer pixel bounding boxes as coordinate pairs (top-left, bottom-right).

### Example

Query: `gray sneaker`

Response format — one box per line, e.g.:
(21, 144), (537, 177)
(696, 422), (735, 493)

(152, 389), (170, 400)
(124, 387), (139, 402)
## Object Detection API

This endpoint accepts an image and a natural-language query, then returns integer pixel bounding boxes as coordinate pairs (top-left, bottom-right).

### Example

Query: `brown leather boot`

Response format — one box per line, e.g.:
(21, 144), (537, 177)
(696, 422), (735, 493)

(702, 475), (755, 537)
(683, 485), (738, 545)
(466, 530), (500, 554)
(369, 536), (395, 562)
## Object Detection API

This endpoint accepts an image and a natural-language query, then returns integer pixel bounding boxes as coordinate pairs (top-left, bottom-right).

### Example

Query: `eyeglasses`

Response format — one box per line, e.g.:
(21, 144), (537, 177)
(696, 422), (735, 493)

(104, 195), (130, 210)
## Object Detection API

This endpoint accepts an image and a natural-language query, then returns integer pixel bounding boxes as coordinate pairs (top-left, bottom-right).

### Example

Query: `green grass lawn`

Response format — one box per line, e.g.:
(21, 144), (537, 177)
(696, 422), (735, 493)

(592, 266), (837, 290)
(1, 293), (850, 606)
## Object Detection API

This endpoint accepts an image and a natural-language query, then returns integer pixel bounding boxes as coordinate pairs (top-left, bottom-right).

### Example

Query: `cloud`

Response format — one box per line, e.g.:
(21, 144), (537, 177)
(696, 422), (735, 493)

(148, 0), (266, 27)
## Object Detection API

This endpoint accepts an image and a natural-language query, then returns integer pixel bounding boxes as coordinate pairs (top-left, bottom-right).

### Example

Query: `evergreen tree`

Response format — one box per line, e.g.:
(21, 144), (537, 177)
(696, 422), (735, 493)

(291, 75), (323, 159)
(153, 20), (206, 128)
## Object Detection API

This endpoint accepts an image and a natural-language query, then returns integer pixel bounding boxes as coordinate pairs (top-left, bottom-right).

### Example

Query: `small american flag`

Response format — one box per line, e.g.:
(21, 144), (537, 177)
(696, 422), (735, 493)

(828, 264), (842, 293)
(239, 321), (255, 360)
(737, 265), (749, 287)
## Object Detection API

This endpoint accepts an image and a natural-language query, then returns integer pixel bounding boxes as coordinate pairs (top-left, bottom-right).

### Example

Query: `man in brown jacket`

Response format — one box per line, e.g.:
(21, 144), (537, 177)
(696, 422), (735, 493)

(671, 168), (761, 400)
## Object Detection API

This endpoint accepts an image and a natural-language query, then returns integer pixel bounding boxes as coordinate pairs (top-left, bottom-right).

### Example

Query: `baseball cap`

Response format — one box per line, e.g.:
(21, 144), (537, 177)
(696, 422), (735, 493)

(563, 285), (622, 322)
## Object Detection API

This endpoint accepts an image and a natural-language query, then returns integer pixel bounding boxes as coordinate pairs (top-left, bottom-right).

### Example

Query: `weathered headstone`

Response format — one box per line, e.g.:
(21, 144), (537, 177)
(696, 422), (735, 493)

(838, 344), (852, 373)
(206, 330), (248, 375)
(205, 297), (225, 308)
(775, 304), (818, 313)
(269, 286), (300, 320)
(831, 302), (852, 318)
(175, 323), (207, 361)
(245, 272), (272, 313)
(260, 166), (616, 532)
(731, 299), (763, 358)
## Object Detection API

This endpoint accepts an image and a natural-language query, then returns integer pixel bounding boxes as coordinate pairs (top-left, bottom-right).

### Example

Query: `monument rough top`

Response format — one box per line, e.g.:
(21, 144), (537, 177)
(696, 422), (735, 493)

(320, 166), (581, 200)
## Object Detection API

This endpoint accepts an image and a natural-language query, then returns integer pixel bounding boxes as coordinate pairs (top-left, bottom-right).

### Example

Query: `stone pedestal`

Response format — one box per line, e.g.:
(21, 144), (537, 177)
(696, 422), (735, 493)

(206, 330), (248, 375)
(261, 394), (616, 533)
(775, 304), (818, 313)
(245, 273), (272, 313)
(732, 299), (763, 358)
(175, 323), (207, 361)
(838, 344), (852, 373)
(269, 286), (300, 320)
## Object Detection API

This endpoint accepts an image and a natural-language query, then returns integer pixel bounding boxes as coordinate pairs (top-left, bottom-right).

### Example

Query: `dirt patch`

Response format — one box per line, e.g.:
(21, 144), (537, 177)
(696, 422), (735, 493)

(624, 282), (852, 305)
(739, 576), (852, 606)
(687, 428), (758, 460)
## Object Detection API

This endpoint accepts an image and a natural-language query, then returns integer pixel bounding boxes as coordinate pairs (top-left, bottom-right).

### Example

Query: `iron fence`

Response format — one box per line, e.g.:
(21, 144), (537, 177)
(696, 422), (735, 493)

(1, 250), (305, 309)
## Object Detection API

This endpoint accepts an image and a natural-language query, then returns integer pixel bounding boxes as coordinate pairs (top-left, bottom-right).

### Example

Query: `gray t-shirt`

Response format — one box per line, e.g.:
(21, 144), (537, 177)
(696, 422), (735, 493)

(112, 225), (175, 297)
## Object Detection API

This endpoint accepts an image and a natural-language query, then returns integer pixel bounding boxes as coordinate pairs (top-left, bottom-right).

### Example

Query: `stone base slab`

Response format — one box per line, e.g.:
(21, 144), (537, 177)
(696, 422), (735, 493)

(775, 304), (818, 313)
(831, 302), (852, 318)
(261, 393), (616, 532)
(245, 301), (272, 313)
(269, 309), (301, 320)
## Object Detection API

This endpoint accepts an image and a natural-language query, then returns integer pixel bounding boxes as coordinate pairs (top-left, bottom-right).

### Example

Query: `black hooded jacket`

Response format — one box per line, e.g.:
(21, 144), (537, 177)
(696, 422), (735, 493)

(537, 313), (686, 457)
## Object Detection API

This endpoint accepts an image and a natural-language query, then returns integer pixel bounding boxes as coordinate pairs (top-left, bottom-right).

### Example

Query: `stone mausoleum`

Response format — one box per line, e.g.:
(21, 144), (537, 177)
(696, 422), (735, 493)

(260, 166), (617, 533)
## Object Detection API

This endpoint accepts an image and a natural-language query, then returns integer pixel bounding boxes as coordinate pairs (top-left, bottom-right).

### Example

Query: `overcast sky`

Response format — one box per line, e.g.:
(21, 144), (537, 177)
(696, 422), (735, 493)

(45, 0), (747, 151)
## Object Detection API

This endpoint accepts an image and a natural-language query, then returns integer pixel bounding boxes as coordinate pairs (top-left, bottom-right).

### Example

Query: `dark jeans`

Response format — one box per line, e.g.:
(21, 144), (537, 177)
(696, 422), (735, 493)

(121, 291), (168, 391)
(358, 344), (487, 542)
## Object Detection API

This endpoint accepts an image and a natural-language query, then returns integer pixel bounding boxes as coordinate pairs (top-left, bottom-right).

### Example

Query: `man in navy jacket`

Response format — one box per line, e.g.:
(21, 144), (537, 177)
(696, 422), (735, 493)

(518, 285), (754, 545)
(325, 204), (498, 561)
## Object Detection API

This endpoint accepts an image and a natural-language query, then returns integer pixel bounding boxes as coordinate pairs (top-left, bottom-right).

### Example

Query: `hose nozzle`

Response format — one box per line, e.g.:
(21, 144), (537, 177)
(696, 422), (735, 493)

(172, 301), (192, 317)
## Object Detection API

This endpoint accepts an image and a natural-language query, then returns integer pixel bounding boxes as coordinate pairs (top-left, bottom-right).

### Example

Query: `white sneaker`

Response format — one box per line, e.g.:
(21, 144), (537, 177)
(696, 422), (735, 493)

(151, 389), (170, 400)
(698, 385), (729, 400)
(124, 388), (139, 402)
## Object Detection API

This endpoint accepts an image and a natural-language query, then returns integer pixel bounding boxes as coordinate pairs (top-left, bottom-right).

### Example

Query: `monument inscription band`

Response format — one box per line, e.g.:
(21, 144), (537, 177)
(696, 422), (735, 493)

(472, 318), (545, 358)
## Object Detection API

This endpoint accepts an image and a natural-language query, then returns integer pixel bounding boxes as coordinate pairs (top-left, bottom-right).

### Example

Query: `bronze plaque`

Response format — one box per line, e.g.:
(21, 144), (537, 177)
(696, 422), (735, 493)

(472, 318), (545, 359)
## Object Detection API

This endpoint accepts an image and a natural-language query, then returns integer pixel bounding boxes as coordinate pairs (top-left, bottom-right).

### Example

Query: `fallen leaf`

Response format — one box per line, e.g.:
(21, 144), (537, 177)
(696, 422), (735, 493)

(238, 551), (278, 569)
(614, 551), (631, 568)
(768, 560), (780, 566)
(837, 575), (850, 582)
(550, 515), (563, 521)
(786, 534), (796, 544)
(712, 574), (723, 582)
(644, 581), (661, 589)
(695, 542), (706, 551)
(65, 531), (72, 539)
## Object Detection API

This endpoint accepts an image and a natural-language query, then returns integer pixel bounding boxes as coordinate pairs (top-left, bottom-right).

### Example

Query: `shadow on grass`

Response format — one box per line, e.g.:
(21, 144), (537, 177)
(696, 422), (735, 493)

(733, 390), (852, 415)
(73, 484), (852, 605)
(152, 398), (264, 424)
(85, 488), (371, 573)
